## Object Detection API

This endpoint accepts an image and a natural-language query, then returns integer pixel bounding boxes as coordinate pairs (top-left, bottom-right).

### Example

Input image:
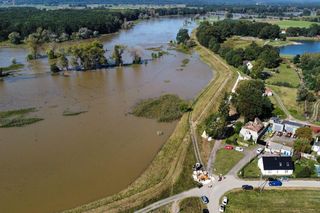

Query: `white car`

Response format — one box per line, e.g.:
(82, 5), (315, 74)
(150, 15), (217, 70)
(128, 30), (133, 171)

(235, 147), (244, 152)
(222, 196), (228, 205)
(219, 204), (225, 212)
(256, 148), (263, 154)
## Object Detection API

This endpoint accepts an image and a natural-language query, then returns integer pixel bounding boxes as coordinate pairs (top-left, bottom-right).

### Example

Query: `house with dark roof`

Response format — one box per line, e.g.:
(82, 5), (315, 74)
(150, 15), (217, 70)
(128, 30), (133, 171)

(258, 156), (294, 176)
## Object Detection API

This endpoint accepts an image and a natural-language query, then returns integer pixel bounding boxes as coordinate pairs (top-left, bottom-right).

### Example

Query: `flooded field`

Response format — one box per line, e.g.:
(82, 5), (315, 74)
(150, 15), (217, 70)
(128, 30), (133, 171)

(0, 17), (213, 213)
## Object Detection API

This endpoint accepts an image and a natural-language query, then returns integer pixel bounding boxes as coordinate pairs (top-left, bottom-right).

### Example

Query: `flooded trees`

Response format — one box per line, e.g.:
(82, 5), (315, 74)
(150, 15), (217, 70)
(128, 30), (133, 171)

(69, 41), (107, 70)
(112, 45), (125, 66)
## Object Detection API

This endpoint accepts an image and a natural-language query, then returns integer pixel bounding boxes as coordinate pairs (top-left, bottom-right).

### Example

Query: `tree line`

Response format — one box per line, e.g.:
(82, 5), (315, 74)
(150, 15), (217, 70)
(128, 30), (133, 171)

(286, 24), (320, 37)
(47, 40), (144, 72)
(0, 7), (206, 44)
(196, 20), (281, 79)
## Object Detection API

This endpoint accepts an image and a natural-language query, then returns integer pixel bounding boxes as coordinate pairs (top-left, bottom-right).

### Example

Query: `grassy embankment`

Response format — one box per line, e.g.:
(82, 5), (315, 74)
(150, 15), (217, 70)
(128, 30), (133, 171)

(62, 31), (236, 213)
(0, 108), (43, 128)
(223, 189), (320, 212)
(213, 149), (244, 175)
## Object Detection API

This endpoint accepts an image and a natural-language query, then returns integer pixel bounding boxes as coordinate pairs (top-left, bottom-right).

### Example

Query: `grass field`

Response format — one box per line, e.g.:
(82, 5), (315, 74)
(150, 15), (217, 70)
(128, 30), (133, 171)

(267, 85), (305, 120)
(239, 158), (261, 179)
(266, 63), (300, 88)
(270, 20), (318, 29)
(224, 189), (320, 213)
(213, 149), (244, 175)
(179, 197), (207, 213)
(222, 36), (264, 49)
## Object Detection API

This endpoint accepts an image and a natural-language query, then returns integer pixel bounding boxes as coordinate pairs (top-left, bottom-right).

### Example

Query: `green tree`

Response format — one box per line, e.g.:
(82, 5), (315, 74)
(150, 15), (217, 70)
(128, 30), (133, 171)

(251, 59), (265, 79)
(294, 138), (312, 153)
(218, 93), (230, 120)
(176, 28), (190, 44)
(8, 32), (21, 44)
(204, 113), (227, 139)
(293, 54), (300, 64)
(297, 86), (309, 102)
(233, 80), (273, 121)
(112, 45), (125, 66)
(295, 127), (313, 142)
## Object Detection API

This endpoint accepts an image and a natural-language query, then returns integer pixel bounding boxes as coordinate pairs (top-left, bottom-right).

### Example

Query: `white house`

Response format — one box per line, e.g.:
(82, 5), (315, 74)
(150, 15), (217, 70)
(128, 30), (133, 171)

(240, 118), (265, 142)
(265, 141), (293, 156)
(246, 61), (253, 71)
(264, 88), (273, 96)
(258, 156), (294, 176)
(312, 141), (320, 156)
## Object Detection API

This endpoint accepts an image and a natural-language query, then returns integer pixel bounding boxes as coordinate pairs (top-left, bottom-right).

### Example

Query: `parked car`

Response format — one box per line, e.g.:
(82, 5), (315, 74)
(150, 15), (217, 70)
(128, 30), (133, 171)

(276, 131), (283, 136)
(269, 180), (282, 186)
(256, 148), (263, 154)
(219, 204), (225, 212)
(222, 196), (228, 205)
(202, 209), (209, 213)
(201, 196), (209, 204)
(242, 185), (254, 190)
(235, 147), (244, 152)
(224, 145), (234, 150)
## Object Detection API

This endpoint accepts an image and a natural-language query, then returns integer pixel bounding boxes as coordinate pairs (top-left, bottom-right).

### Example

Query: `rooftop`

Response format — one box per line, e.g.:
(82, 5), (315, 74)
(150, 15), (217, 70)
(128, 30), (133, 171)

(262, 156), (294, 171)
(267, 141), (293, 151)
(243, 117), (264, 133)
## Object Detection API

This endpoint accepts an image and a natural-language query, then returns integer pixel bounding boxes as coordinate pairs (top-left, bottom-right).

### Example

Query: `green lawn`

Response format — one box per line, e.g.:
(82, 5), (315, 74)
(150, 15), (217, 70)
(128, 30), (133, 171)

(267, 85), (305, 120)
(213, 149), (244, 175)
(272, 20), (318, 29)
(224, 190), (320, 213)
(179, 197), (207, 213)
(266, 63), (300, 88)
(240, 158), (261, 178)
(222, 36), (264, 49)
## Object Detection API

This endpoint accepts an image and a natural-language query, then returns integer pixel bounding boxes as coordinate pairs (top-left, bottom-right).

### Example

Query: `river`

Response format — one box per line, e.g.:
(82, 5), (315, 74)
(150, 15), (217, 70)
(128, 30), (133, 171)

(0, 17), (213, 213)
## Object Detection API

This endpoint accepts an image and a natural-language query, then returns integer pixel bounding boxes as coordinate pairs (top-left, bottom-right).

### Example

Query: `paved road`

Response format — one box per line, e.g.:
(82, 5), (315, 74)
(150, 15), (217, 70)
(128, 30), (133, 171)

(136, 145), (320, 213)
(206, 140), (222, 175)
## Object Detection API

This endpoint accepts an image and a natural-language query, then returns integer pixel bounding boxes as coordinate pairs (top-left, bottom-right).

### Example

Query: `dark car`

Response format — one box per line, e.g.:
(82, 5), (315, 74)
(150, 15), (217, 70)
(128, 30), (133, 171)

(242, 185), (254, 190)
(269, 180), (282, 186)
(201, 196), (209, 204)
(203, 209), (209, 213)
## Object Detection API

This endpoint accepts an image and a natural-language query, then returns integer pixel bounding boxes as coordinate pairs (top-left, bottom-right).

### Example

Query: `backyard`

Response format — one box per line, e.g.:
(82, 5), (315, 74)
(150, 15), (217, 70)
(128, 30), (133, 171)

(213, 148), (244, 175)
(239, 158), (261, 179)
(266, 63), (300, 88)
(224, 189), (320, 212)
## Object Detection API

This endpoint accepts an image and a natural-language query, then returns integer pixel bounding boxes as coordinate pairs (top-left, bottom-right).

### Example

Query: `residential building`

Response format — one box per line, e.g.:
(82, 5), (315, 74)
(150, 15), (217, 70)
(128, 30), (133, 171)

(265, 141), (293, 156)
(258, 156), (294, 176)
(240, 118), (265, 142)
(264, 88), (273, 96)
(243, 61), (253, 71)
(312, 140), (320, 156)
(282, 120), (304, 134)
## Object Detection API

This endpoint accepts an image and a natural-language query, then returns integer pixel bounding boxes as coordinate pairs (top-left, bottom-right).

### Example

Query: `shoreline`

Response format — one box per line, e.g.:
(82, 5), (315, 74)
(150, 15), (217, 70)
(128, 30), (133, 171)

(62, 30), (237, 213)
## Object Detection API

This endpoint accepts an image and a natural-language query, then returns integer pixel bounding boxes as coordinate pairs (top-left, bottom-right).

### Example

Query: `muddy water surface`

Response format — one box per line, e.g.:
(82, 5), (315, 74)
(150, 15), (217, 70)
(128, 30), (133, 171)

(0, 17), (213, 213)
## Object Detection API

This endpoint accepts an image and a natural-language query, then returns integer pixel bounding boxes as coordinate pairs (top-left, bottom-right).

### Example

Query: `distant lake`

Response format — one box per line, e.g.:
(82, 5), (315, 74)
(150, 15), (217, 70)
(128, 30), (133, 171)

(279, 40), (320, 55)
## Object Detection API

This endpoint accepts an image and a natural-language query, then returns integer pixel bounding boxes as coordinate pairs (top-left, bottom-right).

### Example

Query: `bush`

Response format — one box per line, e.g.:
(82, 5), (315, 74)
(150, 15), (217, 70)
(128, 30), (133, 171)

(317, 156), (320, 163)
(50, 64), (60, 73)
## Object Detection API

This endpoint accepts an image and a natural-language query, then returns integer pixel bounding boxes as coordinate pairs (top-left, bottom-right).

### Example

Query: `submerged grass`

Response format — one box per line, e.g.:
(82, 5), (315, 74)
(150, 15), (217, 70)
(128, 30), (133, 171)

(0, 107), (43, 128)
(181, 58), (190, 67)
(63, 110), (88, 116)
(132, 94), (190, 122)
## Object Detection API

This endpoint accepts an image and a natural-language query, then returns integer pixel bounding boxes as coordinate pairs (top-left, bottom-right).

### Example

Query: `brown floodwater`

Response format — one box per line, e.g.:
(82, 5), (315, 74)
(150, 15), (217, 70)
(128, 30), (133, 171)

(0, 17), (213, 213)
